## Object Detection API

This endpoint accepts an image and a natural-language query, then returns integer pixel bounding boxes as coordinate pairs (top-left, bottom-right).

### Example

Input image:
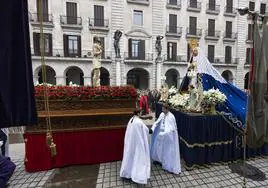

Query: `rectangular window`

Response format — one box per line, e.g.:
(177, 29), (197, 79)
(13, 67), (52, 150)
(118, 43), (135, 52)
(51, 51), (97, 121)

(208, 0), (216, 10)
(66, 2), (77, 24)
(36, 0), (49, 21)
(167, 42), (177, 61)
(248, 24), (253, 40)
(208, 19), (215, 36)
(190, 0), (197, 8)
(169, 0), (177, 5)
(225, 46), (232, 64)
(260, 3), (266, 15)
(249, 1), (255, 11)
(33, 32), (52, 56)
(169, 14), (177, 33)
(189, 17), (197, 35)
(246, 48), (251, 64)
(128, 39), (145, 59)
(208, 45), (215, 63)
(63, 35), (81, 57)
(94, 5), (104, 26)
(225, 21), (232, 38)
(226, 0), (233, 13)
(133, 10), (143, 25)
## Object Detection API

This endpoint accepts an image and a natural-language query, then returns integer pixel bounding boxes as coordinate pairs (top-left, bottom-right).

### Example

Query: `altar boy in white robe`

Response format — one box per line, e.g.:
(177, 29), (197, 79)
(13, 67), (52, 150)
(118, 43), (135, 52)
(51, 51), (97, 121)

(120, 109), (151, 184)
(150, 103), (181, 174)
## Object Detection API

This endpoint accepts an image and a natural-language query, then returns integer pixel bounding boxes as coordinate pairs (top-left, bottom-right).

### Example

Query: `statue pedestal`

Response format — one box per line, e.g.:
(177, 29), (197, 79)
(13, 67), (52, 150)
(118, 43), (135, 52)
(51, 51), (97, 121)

(155, 58), (163, 90)
(115, 58), (121, 86)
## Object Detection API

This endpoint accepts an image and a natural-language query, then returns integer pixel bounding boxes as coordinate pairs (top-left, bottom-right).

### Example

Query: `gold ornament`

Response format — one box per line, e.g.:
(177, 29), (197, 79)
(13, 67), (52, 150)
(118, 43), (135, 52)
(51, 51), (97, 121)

(189, 39), (198, 50)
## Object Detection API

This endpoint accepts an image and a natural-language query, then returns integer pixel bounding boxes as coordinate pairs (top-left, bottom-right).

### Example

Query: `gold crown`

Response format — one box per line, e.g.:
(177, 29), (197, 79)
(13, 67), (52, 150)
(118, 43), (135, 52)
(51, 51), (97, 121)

(189, 39), (198, 49)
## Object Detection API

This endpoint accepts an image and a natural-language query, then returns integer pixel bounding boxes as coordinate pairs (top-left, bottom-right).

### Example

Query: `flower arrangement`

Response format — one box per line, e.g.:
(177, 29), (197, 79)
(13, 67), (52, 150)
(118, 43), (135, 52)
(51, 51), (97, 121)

(34, 85), (138, 100)
(202, 88), (227, 105)
(168, 86), (178, 95)
(169, 93), (190, 110)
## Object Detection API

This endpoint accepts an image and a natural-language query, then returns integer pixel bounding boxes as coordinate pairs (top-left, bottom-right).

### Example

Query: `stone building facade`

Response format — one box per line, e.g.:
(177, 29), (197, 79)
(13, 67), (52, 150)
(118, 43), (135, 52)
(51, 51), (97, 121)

(28, 0), (267, 90)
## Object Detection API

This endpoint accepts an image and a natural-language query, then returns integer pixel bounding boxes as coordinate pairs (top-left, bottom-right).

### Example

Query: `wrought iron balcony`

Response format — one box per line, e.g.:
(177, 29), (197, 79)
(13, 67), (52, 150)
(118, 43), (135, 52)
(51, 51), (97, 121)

(60, 15), (82, 25)
(89, 18), (109, 31)
(205, 30), (221, 40)
(127, 0), (149, 6)
(166, 26), (182, 37)
(223, 32), (237, 42)
(206, 3), (220, 15)
(187, 0), (201, 12)
(186, 27), (202, 38)
(224, 6), (237, 17)
(124, 52), (153, 61)
(214, 57), (239, 64)
(29, 13), (53, 23)
(166, 0), (181, 9)
(163, 54), (187, 62)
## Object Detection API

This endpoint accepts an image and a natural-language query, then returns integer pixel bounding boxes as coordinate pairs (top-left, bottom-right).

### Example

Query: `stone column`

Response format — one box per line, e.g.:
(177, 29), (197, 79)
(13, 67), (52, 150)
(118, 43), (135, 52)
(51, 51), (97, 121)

(83, 76), (92, 86)
(115, 58), (121, 86)
(55, 76), (66, 86)
(156, 58), (163, 90)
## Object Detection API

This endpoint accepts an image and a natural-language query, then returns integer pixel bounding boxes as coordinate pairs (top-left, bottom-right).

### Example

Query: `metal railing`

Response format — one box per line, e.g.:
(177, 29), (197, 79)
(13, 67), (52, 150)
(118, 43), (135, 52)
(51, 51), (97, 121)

(187, 0), (201, 9)
(60, 15), (82, 25)
(89, 18), (109, 27)
(206, 3), (220, 12)
(124, 52), (153, 61)
(166, 26), (182, 35)
(224, 6), (237, 14)
(186, 27), (202, 36)
(214, 57), (239, 64)
(223, 32), (238, 39)
(29, 13), (53, 23)
(205, 30), (221, 38)
(167, 0), (181, 7)
(163, 54), (187, 62)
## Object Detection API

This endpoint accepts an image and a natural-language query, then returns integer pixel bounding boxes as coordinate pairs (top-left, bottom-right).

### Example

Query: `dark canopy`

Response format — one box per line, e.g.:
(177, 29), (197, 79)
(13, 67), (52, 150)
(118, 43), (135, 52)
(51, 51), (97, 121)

(0, 0), (37, 127)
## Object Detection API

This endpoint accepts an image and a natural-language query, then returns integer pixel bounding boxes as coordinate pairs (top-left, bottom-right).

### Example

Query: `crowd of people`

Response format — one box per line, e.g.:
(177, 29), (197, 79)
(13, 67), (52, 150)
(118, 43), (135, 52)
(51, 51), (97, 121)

(137, 89), (161, 115)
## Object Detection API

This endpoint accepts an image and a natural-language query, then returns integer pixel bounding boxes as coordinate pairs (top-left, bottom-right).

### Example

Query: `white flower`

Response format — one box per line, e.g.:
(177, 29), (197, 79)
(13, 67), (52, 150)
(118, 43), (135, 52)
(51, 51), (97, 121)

(168, 86), (178, 94)
(202, 89), (227, 105)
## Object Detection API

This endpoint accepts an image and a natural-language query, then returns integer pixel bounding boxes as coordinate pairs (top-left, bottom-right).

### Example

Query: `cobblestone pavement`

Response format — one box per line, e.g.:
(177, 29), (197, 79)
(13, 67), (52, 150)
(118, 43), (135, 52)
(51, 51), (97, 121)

(96, 158), (268, 188)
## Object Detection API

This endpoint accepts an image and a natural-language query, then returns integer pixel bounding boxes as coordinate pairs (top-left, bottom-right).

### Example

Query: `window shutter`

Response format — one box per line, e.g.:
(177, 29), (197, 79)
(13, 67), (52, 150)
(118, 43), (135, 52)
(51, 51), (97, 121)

(94, 5), (104, 26)
(139, 40), (145, 60)
(248, 24), (253, 40)
(225, 46), (232, 64)
(167, 42), (170, 60)
(189, 17), (197, 35)
(169, 14), (177, 33)
(249, 2), (255, 11)
(63, 34), (68, 57)
(226, 21), (232, 38)
(170, 0), (177, 5)
(209, 0), (216, 10)
(226, 0), (233, 13)
(172, 42), (177, 61)
(49, 34), (52, 56)
(128, 39), (132, 58)
(208, 19), (215, 36)
(66, 2), (77, 24)
(33, 32), (40, 56)
(208, 45), (214, 63)
(246, 48), (251, 64)
(100, 37), (105, 59)
(190, 0), (197, 8)
(77, 35), (81, 57)
(260, 3), (266, 15)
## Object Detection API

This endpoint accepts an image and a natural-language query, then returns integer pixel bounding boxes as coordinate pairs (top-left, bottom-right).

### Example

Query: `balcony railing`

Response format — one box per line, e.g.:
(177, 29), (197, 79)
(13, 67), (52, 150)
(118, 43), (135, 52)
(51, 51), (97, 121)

(89, 18), (109, 28)
(166, 26), (182, 37)
(206, 3), (220, 14)
(163, 54), (187, 62)
(186, 27), (202, 38)
(224, 6), (237, 17)
(124, 52), (153, 61)
(32, 49), (112, 60)
(214, 57), (239, 64)
(166, 0), (181, 9)
(205, 30), (221, 39)
(187, 0), (201, 12)
(223, 32), (237, 41)
(60, 15), (82, 25)
(127, 0), (149, 5)
(29, 13), (53, 23)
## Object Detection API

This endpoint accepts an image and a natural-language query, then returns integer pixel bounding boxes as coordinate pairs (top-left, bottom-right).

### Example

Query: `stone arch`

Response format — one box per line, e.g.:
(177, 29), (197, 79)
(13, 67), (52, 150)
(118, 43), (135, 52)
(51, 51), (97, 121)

(165, 69), (180, 88)
(127, 68), (149, 89)
(65, 66), (84, 85)
(221, 70), (234, 83)
(35, 65), (56, 85)
(91, 67), (110, 86)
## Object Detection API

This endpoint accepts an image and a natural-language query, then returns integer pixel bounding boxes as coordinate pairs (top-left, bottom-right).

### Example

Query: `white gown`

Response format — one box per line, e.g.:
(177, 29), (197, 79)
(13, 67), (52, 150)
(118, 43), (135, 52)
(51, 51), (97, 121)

(150, 112), (181, 174)
(120, 116), (150, 184)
